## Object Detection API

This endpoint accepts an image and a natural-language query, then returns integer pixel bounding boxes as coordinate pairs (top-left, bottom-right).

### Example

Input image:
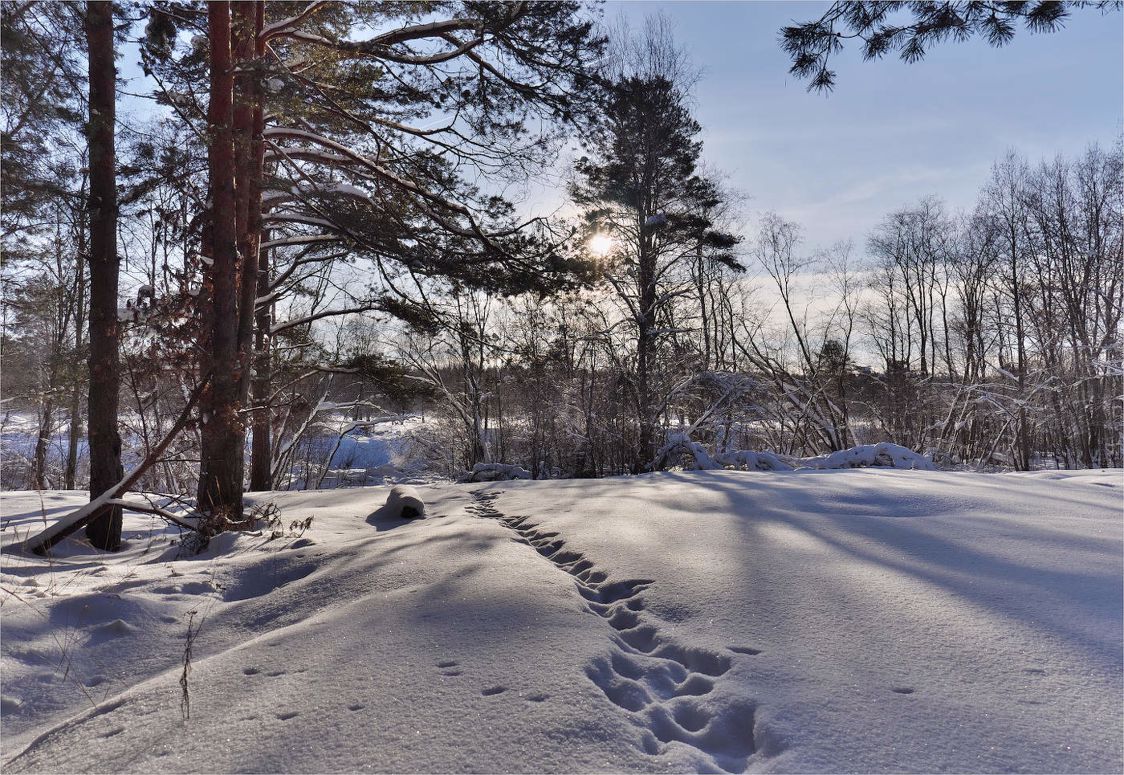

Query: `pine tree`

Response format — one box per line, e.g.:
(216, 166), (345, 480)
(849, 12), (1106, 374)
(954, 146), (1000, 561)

(1, 1), (85, 238)
(782, 1), (1122, 92)
(84, 0), (124, 550)
(156, 1), (605, 518)
(571, 26), (739, 471)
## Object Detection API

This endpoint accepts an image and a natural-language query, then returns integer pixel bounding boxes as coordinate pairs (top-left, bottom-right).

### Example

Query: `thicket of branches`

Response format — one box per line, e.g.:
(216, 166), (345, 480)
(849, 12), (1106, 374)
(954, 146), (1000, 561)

(385, 141), (1122, 477)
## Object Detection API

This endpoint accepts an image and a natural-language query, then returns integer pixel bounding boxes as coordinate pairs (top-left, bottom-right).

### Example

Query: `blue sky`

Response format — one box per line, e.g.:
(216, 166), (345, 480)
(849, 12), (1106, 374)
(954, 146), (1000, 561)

(595, 1), (1122, 249)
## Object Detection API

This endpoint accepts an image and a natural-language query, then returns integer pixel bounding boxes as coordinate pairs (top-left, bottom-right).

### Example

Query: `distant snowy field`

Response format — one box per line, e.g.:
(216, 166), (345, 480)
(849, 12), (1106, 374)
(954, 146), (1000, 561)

(1, 469), (1121, 773)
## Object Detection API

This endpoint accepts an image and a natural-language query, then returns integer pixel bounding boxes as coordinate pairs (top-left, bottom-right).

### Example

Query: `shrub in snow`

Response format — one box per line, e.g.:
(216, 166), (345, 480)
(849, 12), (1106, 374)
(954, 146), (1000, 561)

(653, 432), (717, 471)
(654, 434), (932, 473)
(461, 463), (532, 482)
(714, 450), (794, 472)
(371, 463), (399, 478)
(797, 442), (935, 471)
(385, 485), (425, 519)
(325, 468), (368, 486)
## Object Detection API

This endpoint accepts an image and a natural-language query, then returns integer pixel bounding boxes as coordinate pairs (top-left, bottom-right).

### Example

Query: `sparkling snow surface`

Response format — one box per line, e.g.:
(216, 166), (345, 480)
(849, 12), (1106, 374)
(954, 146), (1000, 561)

(1, 469), (1121, 773)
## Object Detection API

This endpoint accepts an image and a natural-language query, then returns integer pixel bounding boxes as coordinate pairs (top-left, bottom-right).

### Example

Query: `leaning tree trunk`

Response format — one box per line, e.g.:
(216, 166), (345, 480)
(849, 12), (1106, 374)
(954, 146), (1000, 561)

(197, 0), (245, 521)
(84, 0), (123, 550)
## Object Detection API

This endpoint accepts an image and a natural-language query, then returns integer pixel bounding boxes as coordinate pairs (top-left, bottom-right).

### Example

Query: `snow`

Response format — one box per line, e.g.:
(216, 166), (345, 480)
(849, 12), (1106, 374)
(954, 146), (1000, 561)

(461, 461), (532, 482)
(320, 467), (369, 485)
(654, 431), (717, 470)
(1, 469), (1120, 773)
(382, 484), (425, 519)
(713, 449), (792, 472)
(657, 437), (931, 473)
(261, 12), (305, 38)
(796, 441), (934, 470)
(322, 183), (369, 199)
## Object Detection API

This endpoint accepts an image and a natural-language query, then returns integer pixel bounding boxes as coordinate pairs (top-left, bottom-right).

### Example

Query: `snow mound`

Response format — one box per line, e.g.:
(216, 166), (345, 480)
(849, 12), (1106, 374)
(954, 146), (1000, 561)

(656, 434), (929, 473)
(384, 485), (425, 519)
(714, 449), (793, 472)
(797, 442), (934, 470)
(653, 432), (717, 470)
(322, 468), (368, 486)
(461, 462), (532, 482)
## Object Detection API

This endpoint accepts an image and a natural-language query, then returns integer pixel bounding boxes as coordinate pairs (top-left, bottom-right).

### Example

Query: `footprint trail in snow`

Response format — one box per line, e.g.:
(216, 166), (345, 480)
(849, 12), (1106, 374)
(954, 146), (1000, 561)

(468, 490), (761, 774)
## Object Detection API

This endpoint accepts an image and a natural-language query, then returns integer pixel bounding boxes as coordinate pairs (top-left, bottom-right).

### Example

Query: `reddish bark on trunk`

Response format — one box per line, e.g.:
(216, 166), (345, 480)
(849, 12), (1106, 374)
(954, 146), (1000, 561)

(84, 0), (123, 550)
(197, 0), (244, 519)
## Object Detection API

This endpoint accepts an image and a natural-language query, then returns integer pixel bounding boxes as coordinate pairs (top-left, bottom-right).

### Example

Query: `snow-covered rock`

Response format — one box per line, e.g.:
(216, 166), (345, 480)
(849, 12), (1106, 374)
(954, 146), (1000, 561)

(384, 484), (424, 518)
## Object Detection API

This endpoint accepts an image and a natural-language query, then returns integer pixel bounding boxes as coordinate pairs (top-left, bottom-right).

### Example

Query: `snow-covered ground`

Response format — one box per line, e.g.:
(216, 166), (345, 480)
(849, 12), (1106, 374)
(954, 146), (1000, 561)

(1, 469), (1121, 773)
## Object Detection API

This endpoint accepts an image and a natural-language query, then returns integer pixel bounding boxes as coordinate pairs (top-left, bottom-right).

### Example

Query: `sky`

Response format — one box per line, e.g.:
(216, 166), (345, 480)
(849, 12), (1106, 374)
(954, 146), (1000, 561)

(114, 1), (1120, 296)
(555, 0), (1123, 252)
(118, 2), (1121, 256)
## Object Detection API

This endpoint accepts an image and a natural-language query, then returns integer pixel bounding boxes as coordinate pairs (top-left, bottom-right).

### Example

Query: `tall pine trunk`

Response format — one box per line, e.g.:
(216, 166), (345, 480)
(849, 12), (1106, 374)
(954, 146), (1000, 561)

(234, 0), (263, 403)
(237, 0), (273, 493)
(84, 0), (123, 550)
(197, 0), (244, 520)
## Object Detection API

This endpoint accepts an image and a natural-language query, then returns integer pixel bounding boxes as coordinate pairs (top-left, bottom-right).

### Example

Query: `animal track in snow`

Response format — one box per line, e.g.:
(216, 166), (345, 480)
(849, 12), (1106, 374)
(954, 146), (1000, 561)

(435, 659), (463, 676)
(470, 490), (761, 773)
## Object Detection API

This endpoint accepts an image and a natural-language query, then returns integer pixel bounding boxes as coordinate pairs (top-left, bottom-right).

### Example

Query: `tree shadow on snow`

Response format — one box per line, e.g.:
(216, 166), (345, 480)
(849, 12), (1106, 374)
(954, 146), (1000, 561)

(659, 470), (1124, 668)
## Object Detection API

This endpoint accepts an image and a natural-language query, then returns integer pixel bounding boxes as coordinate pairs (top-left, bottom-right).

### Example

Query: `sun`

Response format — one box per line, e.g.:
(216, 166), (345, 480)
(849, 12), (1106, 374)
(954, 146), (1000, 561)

(588, 233), (614, 258)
